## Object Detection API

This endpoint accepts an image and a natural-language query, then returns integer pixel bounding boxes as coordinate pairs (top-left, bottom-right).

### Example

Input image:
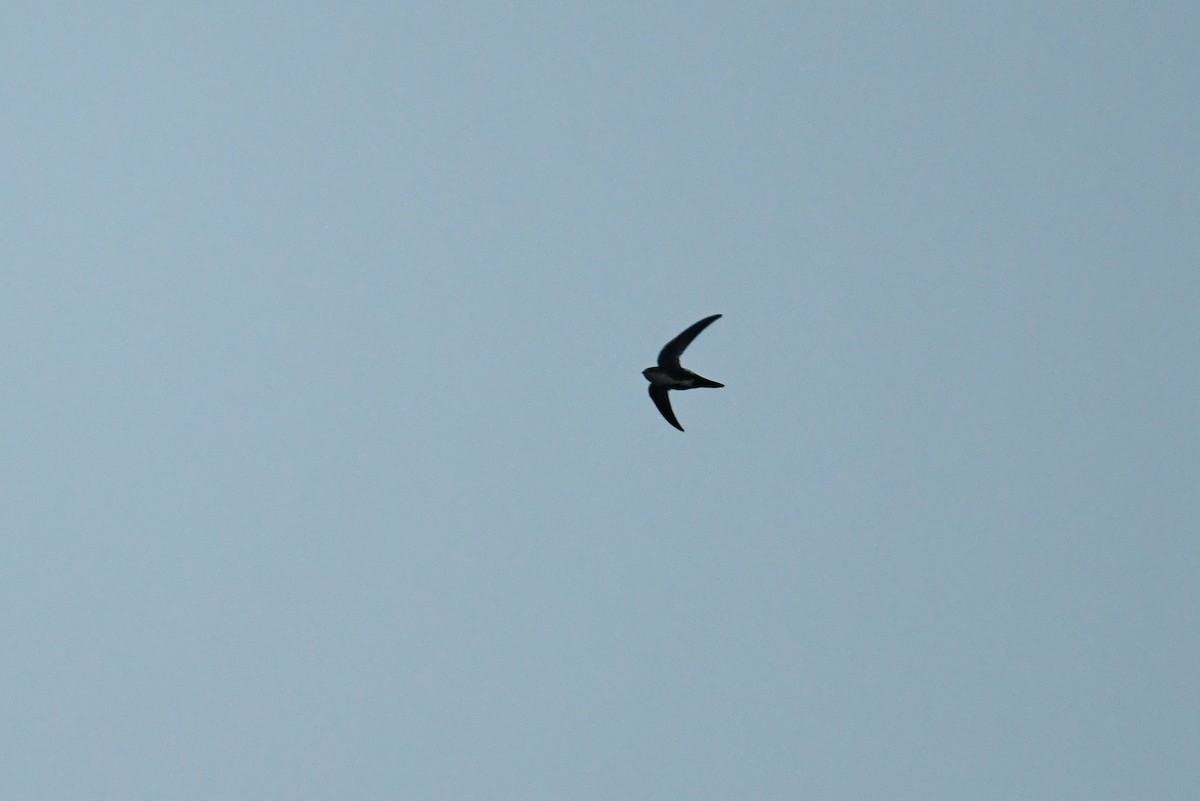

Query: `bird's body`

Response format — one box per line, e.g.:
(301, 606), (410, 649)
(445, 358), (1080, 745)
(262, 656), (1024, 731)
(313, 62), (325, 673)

(642, 314), (724, 431)
(642, 366), (724, 390)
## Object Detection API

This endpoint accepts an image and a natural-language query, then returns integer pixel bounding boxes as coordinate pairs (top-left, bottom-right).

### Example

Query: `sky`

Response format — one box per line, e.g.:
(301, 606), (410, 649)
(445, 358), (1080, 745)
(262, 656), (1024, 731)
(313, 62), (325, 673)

(2, 3), (1198, 799)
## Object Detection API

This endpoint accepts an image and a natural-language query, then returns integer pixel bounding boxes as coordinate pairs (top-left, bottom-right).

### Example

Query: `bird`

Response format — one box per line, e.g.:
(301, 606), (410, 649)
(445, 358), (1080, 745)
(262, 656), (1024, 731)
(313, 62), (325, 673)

(642, 314), (724, 431)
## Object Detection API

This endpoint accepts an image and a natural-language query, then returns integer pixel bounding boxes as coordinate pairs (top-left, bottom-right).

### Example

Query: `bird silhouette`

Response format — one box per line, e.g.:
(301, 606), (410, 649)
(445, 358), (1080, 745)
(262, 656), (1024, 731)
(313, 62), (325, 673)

(642, 314), (724, 431)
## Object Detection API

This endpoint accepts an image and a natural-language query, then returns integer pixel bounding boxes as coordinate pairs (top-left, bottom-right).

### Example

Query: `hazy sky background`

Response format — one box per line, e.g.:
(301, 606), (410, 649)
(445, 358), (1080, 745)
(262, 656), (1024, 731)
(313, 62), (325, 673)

(3, 3), (1197, 799)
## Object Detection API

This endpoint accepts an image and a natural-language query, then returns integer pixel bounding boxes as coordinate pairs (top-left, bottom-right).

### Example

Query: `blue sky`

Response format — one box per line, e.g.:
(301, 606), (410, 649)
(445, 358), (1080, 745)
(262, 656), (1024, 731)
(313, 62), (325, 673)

(2, 4), (1198, 799)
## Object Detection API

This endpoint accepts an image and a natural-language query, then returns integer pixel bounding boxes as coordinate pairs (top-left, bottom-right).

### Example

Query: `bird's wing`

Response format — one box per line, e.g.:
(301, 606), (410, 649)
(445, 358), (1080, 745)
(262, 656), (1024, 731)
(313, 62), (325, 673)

(657, 314), (722, 368)
(648, 385), (685, 431)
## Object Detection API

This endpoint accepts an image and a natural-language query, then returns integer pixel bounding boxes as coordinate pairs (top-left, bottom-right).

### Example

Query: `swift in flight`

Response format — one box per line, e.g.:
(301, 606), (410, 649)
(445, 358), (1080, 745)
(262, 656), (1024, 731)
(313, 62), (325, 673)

(642, 314), (724, 431)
